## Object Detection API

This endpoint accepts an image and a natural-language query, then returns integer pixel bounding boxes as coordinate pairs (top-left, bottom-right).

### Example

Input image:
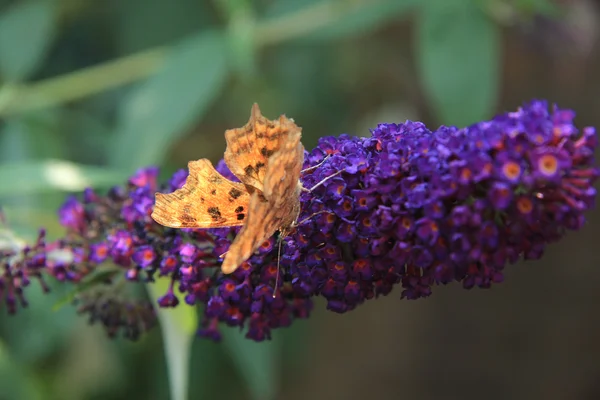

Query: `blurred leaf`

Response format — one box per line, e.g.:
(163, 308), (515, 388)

(222, 328), (280, 400)
(513, 0), (559, 16)
(266, 44), (330, 116)
(0, 111), (67, 161)
(0, 0), (56, 81)
(0, 341), (43, 400)
(0, 205), (62, 239)
(226, 7), (258, 81)
(280, 321), (310, 373)
(0, 118), (32, 162)
(0, 159), (129, 196)
(189, 338), (241, 399)
(305, 0), (417, 41)
(0, 205), (65, 239)
(146, 277), (197, 400)
(416, 0), (500, 126)
(59, 107), (113, 164)
(114, 0), (212, 55)
(109, 31), (229, 172)
(0, 117), (41, 237)
(19, 111), (66, 159)
(264, 0), (323, 17)
(263, 0), (416, 43)
(2, 282), (76, 365)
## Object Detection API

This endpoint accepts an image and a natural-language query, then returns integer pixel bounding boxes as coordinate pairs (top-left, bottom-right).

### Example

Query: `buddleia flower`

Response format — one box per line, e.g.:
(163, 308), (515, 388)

(0, 100), (596, 342)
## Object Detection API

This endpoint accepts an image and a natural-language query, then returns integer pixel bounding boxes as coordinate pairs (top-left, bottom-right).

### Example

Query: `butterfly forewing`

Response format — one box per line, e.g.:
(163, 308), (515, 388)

(224, 103), (300, 193)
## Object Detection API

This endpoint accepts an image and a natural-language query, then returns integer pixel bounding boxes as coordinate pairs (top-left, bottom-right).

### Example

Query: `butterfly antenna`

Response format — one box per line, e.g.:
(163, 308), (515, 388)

(300, 154), (331, 174)
(273, 234), (284, 298)
(293, 210), (332, 228)
(301, 169), (344, 193)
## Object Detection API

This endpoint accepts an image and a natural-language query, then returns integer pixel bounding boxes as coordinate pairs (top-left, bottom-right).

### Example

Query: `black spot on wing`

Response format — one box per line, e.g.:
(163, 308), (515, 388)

(237, 213), (245, 221)
(207, 207), (222, 221)
(229, 188), (242, 199)
(235, 206), (244, 213)
(260, 147), (275, 157)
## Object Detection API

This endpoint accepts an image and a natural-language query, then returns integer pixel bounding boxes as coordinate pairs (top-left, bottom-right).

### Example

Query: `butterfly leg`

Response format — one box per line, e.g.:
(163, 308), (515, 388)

(300, 154), (331, 174)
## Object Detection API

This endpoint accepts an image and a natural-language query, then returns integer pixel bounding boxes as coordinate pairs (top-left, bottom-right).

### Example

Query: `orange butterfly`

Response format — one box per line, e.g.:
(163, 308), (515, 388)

(151, 104), (306, 275)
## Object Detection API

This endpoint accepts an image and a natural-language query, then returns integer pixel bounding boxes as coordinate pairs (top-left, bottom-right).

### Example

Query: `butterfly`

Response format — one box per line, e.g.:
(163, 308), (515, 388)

(151, 103), (306, 275)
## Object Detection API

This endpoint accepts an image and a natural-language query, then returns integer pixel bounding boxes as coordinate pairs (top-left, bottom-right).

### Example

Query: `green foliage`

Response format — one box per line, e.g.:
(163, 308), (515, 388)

(264, 0), (417, 42)
(0, 0), (56, 81)
(513, 0), (560, 16)
(222, 328), (281, 400)
(109, 32), (229, 172)
(147, 279), (197, 400)
(0, 159), (129, 195)
(0, 0), (557, 398)
(416, 0), (500, 126)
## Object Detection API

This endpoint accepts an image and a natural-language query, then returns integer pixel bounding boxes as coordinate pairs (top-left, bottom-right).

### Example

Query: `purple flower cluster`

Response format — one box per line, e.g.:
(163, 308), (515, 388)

(0, 100), (597, 342)
(0, 229), (51, 314)
(293, 100), (598, 310)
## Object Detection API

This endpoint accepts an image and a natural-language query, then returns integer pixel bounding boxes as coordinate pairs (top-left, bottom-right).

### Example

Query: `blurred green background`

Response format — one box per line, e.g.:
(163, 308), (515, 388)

(1, 0), (600, 399)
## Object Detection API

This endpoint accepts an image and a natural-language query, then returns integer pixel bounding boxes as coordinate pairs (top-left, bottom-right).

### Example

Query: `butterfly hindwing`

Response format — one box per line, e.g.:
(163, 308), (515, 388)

(262, 131), (304, 205)
(221, 127), (305, 274)
(220, 191), (282, 273)
(152, 159), (251, 228)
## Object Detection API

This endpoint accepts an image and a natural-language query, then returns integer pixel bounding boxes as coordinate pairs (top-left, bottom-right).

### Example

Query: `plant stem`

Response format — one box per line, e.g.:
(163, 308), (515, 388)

(0, 0), (372, 117)
(0, 47), (167, 116)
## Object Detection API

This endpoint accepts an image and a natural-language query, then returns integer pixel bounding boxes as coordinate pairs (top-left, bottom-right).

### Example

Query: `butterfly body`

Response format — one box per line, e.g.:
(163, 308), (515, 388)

(151, 104), (304, 274)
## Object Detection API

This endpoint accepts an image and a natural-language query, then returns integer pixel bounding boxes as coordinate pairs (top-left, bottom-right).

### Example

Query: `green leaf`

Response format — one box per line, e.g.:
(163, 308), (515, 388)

(416, 0), (500, 126)
(0, 1), (56, 81)
(109, 31), (229, 172)
(222, 328), (280, 400)
(0, 159), (129, 196)
(0, 118), (31, 163)
(225, 8), (258, 81)
(3, 282), (77, 365)
(147, 278), (197, 400)
(263, 0), (417, 43)
(305, 0), (417, 41)
(0, 341), (43, 400)
(513, 0), (559, 16)
(114, 0), (213, 55)
(0, 117), (39, 228)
